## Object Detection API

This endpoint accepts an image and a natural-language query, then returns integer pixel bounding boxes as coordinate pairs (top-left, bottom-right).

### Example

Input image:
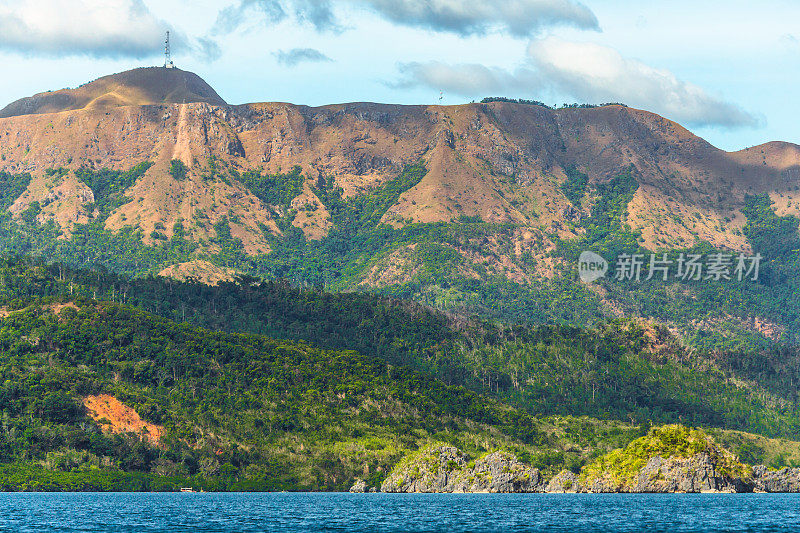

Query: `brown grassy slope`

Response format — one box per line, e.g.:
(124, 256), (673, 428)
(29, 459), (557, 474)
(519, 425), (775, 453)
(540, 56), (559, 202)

(158, 260), (238, 285)
(730, 142), (800, 219)
(9, 171), (94, 234)
(0, 67), (225, 118)
(1, 69), (799, 255)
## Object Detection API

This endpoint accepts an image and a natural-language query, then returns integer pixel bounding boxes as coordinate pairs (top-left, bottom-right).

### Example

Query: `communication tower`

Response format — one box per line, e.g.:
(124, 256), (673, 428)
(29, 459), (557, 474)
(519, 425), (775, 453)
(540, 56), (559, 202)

(164, 31), (174, 69)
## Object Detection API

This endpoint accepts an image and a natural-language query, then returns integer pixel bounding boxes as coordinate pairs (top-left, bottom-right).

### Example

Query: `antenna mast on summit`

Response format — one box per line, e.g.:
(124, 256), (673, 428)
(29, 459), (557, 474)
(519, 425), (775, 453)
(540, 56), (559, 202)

(164, 31), (174, 69)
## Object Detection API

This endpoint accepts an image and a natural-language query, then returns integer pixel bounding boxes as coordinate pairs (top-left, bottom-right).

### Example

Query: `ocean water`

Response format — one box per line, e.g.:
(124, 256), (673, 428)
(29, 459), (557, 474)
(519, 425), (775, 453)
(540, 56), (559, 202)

(2, 492), (799, 532)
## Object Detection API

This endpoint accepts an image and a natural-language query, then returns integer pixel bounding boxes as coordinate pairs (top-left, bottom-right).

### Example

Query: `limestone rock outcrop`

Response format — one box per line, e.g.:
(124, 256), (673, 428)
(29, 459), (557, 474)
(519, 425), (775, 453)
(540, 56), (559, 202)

(583, 453), (750, 493)
(753, 466), (800, 493)
(545, 471), (582, 493)
(380, 445), (542, 493)
(349, 479), (367, 493)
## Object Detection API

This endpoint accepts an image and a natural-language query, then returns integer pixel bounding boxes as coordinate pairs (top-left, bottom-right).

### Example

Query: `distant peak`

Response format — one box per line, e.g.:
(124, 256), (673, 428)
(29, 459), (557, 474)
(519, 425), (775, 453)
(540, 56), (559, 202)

(0, 67), (226, 119)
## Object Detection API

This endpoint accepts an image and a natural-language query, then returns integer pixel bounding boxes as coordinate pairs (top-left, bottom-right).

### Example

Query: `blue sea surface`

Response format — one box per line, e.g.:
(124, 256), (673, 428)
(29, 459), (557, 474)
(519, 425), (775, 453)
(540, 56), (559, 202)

(2, 492), (799, 532)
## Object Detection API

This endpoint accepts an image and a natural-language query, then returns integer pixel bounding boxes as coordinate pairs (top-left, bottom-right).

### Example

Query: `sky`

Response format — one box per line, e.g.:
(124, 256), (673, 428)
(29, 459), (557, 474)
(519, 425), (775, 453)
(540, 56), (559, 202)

(0, 0), (798, 151)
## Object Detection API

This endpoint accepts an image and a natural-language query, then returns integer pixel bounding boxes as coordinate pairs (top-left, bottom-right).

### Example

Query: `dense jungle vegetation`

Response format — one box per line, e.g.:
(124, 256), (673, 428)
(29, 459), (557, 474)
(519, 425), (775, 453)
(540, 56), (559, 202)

(0, 262), (798, 490)
(0, 294), (658, 491)
(1, 162), (798, 355)
(3, 258), (800, 442)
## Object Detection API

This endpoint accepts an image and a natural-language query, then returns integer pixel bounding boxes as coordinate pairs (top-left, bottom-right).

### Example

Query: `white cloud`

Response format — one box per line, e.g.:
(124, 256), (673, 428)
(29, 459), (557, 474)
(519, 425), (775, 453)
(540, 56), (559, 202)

(396, 62), (538, 95)
(780, 33), (798, 49)
(352, 0), (598, 36)
(274, 47), (333, 66)
(528, 38), (759, 128)
(0, 0), (218, 60)
(214, 0), (599, 36)
(398, 37), (760, 129)
(214, 0), (287, 34)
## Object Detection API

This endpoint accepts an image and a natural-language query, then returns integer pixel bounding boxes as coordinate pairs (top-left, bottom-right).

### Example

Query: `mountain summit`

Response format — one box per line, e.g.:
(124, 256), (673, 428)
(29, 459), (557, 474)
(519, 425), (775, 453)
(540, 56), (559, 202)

(0, 67), (226, 118)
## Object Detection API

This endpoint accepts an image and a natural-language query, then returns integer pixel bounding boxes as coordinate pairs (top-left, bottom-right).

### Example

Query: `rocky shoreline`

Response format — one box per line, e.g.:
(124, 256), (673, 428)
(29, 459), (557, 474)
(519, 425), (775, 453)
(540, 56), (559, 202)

(350, 439), (800, 494)
(378, 447), (542, 494)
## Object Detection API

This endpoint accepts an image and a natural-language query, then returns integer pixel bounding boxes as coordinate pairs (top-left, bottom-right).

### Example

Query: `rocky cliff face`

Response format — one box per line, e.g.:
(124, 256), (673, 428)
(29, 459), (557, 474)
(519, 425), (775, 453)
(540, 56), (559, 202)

(582, 452), (751, 493)
(753, 466), (800, 493)
(545, 471), (581, 493)
(349, 479), (367, 493)
(380, 445), (467, 493)
(579, 426), (752, 493)
(456, 451), (543, 493)
(380, 445), (542, 493)
(550, 460), (800, 494)
(371, 434), (800, 494)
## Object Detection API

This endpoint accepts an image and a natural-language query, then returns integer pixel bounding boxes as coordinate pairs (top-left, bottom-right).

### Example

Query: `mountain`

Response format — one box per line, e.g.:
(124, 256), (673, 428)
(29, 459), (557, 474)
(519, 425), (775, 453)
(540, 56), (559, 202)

(1, 74), (797, 248)
(0, 67), (226, 119)
(0, 69), (799, 347)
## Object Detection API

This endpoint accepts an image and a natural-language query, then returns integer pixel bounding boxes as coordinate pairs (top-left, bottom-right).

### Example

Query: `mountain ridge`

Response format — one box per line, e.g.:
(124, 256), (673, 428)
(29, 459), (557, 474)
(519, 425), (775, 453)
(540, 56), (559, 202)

(3, 90), (799, 246)
(0, 68), (799, 346)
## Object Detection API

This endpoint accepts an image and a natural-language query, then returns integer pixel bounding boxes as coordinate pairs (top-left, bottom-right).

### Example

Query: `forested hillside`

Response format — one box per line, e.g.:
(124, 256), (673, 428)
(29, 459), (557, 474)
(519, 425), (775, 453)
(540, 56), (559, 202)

(2, 258), (800, 464)
(0, 294), (661, 491)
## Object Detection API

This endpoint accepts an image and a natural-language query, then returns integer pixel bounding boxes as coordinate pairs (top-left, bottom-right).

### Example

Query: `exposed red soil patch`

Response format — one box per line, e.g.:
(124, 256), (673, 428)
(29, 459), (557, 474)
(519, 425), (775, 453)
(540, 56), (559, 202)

(83, 394), (164, 446)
